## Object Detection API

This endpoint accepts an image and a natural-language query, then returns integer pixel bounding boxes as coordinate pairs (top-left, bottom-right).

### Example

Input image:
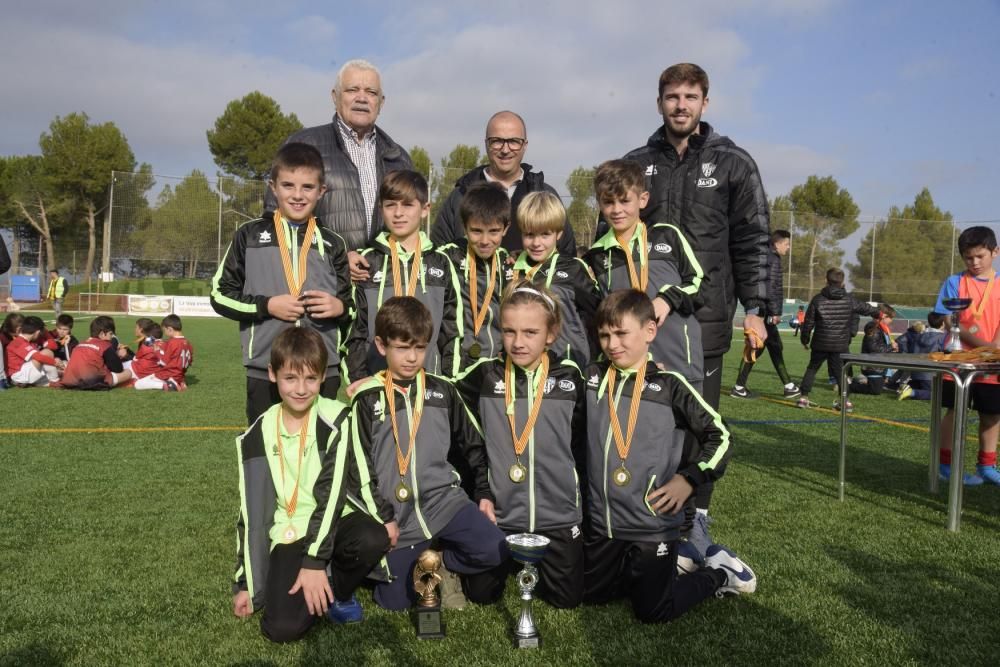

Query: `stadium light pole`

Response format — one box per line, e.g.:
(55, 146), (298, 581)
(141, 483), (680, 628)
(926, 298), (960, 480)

(102, 171), (116, 276)
(869, 218), (876, 302)
(216, 174), (224, 265)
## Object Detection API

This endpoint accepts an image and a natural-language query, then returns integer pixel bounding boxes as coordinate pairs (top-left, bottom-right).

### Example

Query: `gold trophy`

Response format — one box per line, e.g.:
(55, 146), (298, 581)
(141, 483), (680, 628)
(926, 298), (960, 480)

(506, 533), (551, 648)
(412, 549), (445, 639)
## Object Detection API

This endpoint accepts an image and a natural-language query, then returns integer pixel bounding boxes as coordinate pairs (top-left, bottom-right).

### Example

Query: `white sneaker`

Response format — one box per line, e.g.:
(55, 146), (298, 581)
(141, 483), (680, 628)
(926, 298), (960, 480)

(705, 544), (757, 596)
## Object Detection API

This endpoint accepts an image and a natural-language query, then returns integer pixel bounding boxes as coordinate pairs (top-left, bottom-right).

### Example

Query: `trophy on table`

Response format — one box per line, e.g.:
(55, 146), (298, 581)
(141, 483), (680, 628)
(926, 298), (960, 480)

(941, 297), (973, 352)
(412, 550), (445, 639)
(505, 533), (551, 649)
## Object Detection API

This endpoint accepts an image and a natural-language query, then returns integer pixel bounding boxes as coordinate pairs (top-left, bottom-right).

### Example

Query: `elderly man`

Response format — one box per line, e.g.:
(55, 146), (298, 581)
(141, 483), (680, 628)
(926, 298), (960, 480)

(432, 111), (575, 256)
(266, 59), (412, 276)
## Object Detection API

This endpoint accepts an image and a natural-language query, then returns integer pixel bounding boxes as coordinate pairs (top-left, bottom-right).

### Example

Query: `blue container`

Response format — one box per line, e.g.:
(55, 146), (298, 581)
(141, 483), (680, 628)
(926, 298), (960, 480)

(11, 275), (41, 302)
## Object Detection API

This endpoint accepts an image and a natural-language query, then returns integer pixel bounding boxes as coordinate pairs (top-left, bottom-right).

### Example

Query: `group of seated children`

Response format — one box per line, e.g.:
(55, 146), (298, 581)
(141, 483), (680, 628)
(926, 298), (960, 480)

(0, 312), (192, 391)
(225, 143), (756, 643)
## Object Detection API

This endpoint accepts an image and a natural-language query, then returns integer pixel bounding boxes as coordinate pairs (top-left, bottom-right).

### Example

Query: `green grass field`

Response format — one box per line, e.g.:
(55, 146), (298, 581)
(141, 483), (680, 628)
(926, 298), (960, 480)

(2, 318), (999, 666)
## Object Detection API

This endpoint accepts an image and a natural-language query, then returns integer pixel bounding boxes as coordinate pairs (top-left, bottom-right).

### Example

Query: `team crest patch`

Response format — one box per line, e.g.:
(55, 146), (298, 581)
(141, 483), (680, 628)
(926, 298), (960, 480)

(701, 162), (717, 177)
(258, 231), (272, 243)
(544, 378), (556, 394)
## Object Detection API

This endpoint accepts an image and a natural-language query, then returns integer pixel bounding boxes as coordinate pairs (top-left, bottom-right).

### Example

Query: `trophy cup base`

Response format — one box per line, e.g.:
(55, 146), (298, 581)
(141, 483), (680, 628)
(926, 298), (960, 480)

(413, 607), (445, 640)
(514, 634), (541, 649)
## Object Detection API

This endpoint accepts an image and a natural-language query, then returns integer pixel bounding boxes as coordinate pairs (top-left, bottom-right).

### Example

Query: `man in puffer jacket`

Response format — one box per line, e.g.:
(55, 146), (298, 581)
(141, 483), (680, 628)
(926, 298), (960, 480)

(797, 268), (888, 409)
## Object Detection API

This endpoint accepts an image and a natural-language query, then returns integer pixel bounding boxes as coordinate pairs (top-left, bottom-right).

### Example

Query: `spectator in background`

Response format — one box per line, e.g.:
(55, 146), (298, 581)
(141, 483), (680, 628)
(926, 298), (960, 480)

(0, 235), (10, 275)
(46, 270), (67, 318)
(897, 312), (947, 400)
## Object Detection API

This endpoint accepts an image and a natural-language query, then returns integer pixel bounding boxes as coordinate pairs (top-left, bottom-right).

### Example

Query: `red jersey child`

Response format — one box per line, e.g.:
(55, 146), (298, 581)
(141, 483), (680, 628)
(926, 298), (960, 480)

(131, 321), (168, 390)
(61, 316), (132, 390)
(6, 316), (61, 387)
(154, 314), (193, 391)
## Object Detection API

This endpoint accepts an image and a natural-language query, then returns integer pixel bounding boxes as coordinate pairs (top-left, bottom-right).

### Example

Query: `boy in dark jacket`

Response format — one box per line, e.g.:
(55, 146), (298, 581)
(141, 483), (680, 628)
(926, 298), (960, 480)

(897, 313), (947, 400)
(797, 268), (887, 410)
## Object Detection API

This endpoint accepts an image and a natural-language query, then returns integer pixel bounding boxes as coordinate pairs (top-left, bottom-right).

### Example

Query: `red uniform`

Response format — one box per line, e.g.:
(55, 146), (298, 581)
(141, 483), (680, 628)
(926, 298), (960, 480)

(156, 336), (193, 382)
(131, 339), (164, 378)
(5, 336), (55, 375)
(61, 337), (114, 389)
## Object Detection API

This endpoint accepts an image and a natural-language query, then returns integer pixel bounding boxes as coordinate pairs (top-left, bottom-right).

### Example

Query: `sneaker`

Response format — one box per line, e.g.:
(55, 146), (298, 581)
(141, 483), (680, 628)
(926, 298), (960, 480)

(327, 595), (364, 624)
(796, 397), (815, 409)
(977, 464), (1000, 486)
(833, 400), (854, 413)
(676, 539), (703, 576)
(704, 544), (757, 596)
(828, 377), (838, 385)
(686, 512), (713, 560)
(938, 463), (984, 487)
(783, 384), (801, 398)
(897, 385), (914, 401)
(163, 379), (179, 392)
(729, 385), (755, 399)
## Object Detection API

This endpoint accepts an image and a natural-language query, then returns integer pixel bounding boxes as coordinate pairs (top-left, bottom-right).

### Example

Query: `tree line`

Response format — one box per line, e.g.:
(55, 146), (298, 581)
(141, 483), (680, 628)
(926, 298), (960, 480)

(0, 92), (961, 305)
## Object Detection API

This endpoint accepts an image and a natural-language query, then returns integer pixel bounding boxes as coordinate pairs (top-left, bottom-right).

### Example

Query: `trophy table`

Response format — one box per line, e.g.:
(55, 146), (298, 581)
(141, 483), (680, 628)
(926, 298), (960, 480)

(505, 533), (551, 649)
(412, 550), (445, 639)
(941, 297), (972, 352)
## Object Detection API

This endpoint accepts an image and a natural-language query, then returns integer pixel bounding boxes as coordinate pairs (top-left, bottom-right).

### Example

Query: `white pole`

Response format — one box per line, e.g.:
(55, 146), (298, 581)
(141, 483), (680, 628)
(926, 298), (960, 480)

(786, 210), (794, 301)
(217, 175), (224, 265)
(101, 171), (115, 276)
(869, 218), (876, 301)
(950, 222), (957, 275)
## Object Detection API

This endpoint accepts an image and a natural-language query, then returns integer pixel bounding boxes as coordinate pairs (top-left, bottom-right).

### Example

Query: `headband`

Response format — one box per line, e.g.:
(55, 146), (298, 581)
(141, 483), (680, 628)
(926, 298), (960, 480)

(513, 286), (556, 311)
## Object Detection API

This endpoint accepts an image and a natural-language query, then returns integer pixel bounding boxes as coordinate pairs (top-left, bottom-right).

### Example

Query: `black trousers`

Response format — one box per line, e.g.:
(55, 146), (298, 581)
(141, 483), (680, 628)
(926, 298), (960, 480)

(246, 375), (342, 425)
(735, 321), (792, 387)
(687, 355), (726, 511)
(583, 532), (724, 622)
(463, 524), (585, 609)
(260, 511), (389, 643)
(800, 349), (844, 396)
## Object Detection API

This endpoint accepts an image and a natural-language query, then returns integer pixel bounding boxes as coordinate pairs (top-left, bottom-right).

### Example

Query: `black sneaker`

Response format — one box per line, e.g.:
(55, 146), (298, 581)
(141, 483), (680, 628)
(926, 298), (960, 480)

(783, 384), (802, 398)
(729, 386), (755, 399)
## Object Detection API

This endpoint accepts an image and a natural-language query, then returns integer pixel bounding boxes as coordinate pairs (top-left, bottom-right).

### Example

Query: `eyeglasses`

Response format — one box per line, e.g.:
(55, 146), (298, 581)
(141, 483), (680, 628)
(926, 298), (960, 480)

(486, 137), (526, 151)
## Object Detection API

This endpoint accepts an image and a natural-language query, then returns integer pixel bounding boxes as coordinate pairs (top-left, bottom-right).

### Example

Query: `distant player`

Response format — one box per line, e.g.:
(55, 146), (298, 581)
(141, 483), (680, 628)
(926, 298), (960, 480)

(131, 321), (167, 391)
(59, 316), (132, 390)
(5, 316), (61, 387)
(155, 314), (193, 391)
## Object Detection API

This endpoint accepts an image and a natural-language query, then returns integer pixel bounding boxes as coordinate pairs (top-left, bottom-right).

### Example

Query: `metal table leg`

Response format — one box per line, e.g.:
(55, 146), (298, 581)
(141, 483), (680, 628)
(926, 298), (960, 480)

(946, 372), (969, 532)
(838, 362), (852, 502)
(929, 375), (942, 494)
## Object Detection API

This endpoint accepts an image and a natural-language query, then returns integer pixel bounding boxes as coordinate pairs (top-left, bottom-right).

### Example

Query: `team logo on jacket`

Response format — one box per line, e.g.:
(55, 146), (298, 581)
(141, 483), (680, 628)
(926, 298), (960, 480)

(556, 270), (569, 279)
(371, 270), (383, 283)
(505, 268), (515, 280)
(645, 165), (657, 176)
(494, 379), (506, 394)
(656, 542), (669, 557)
(425, 390), (444, 400)
(558, 379), (576, 392)
(697, 162), (718, 189)
(428, 266), (444, 279)
(654, 243), (671, 254)
(587, 373), (600, 387)
(459, 257), (468, 271)
(372, 398), (384, 419)
(647, 382), (661, 392)
(544, 378), (556, 394)
(258, 231), (272, 243)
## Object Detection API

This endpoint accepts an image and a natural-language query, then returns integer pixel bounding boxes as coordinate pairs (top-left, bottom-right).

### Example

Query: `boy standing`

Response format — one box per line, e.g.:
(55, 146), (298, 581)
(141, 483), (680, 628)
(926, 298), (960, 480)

(234, 327), (391, 642)
(437, 182), (510, 371)
(212, 143), (354, 423)
(730, 229), (801, 399)
(583, 290), (755, 622)
(5, 316), (61, 387)
(797, 268), (885, 411)
(46, 270), (67, 318)
(348, 297), (507, 610)
(933, 226), (1000, 485)
(344, 171), (462, 382)
(584, 160), (704, 386)
(155, 314), (193, 391)
(60, 316), (132, 389)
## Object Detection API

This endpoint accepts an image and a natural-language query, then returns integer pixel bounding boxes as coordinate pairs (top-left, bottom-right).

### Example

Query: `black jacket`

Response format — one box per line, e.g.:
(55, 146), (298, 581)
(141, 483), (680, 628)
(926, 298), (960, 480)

(766, 247), (784, 318)
(622, 122), (770, 357)
(264, 118), (412, 251)
(430, 164), (577, 256)
(0, 236), (10, 275)
(800, 286), (881, 352)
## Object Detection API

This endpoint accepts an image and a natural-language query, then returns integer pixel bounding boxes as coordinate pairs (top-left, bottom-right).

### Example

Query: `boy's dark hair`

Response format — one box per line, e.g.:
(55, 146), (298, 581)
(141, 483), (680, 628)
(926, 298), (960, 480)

(269, 142), (325, 183)
(880, 305), (897, 319)
(56, 314), (74, 328)
(501, 279), (562, 338)
(375, 297), (433, 345)
(826, 268), (845, 287)
(771, 229), (791, 244)
(379, 170), (429, 206)
(594, 159), (646, 202)
(143, 322), (163, 340)
(135, 317), (154, 331)
(270, 327), (328, 375)
(161, 314), (182, 331)
(459, 182), (511, 229)
(1, 313), (25, 337)
(957, 225), (998, 254)
(863, 320), (879, 337)
(798, 305), (805, 311)
(91, 316), (116, 337)
(658, 62), (710, 98)
(595, 289), (656, 330)
(21, 316), (45, 335)
(49, 270), (59, 277)
(928, 312), (946, 329)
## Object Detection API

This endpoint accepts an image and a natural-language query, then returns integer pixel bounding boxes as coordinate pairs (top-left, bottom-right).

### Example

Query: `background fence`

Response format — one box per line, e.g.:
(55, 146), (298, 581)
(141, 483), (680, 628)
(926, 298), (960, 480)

(1, 167), (995, 309)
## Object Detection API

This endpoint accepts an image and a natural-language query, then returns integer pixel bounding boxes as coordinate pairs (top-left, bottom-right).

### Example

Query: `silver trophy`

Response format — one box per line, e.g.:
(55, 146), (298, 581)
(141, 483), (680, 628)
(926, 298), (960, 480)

(941, 297), (972, 352)
(505, 533), (551, 649)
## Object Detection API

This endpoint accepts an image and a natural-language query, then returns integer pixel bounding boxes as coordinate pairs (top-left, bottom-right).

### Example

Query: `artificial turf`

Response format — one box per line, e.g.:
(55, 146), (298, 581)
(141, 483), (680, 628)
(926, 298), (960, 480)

(1, 317), (998, 666)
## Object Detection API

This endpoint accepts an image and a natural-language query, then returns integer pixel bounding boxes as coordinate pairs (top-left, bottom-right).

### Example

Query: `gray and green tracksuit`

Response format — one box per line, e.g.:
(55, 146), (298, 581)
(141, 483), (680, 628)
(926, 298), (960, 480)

(584, 223), (704, 384)
(210, 213), (354, 382)
(439, 240), (508, 373)
(344, 232), (462, 382)
(583, 360), (730, 542)
(455, 351), (586, 533)
(233, 397), (384, 611)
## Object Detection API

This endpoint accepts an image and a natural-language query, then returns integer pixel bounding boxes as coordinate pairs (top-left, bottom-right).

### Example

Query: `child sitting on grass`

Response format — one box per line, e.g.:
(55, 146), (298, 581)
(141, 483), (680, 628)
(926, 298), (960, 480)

(897, 313), (947, 401)
(848, 319), (895, 396)
(60, 316), (132, 390)
(4, 316), (62, 387)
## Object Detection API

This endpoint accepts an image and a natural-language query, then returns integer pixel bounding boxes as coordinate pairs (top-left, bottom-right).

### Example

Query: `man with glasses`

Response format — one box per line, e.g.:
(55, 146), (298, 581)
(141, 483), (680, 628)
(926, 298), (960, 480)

(432, 110), (576, 255)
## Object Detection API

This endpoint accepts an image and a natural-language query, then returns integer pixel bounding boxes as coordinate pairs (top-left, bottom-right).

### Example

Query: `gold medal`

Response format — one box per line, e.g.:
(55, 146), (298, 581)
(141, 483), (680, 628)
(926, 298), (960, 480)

(283, 525), (297, 543)
(613, 465), (632, 487)
(469, 342), (482, 359)
(606, 361), (647, 490)
(395, 481), (412, 503)
(509, 462), (527, 483)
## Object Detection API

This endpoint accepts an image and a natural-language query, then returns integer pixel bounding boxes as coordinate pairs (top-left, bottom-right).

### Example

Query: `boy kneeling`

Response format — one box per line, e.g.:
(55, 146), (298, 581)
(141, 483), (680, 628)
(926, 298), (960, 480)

(233, 327), (391, 642)
(583, 290), (756, 622)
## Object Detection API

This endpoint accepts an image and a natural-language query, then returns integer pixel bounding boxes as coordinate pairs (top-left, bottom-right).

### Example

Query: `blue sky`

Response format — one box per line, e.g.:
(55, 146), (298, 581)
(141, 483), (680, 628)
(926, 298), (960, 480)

(2, 0), (998, 226)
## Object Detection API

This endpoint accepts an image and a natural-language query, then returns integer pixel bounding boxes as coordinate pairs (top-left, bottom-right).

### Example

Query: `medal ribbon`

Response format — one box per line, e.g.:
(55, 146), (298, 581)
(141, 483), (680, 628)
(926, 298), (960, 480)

(616, 224), (648, 292)
(964, 272), (997, 320)
(385, 369), (425, 481)
(275, 405), (310, 522)
(505, 354), (549, 458)
(606, 359), (647, 465)
(468, 249), (498, 336)
(275, 214), (317, 296)
(389, 237), (422, 297)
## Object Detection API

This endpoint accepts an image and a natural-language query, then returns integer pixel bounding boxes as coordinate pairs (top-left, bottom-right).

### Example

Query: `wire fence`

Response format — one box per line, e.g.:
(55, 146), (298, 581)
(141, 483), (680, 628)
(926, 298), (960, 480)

(1, 168), (995, 310)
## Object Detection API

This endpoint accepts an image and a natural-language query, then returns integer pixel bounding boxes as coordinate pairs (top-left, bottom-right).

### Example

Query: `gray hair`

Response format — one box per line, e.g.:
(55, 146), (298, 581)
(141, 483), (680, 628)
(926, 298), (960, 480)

(334, 59), (382, 93)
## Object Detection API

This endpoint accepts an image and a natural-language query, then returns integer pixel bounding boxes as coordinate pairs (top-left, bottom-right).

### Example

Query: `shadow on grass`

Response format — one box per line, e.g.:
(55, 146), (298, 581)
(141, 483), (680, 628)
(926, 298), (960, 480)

(0, 644), (69, 667)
